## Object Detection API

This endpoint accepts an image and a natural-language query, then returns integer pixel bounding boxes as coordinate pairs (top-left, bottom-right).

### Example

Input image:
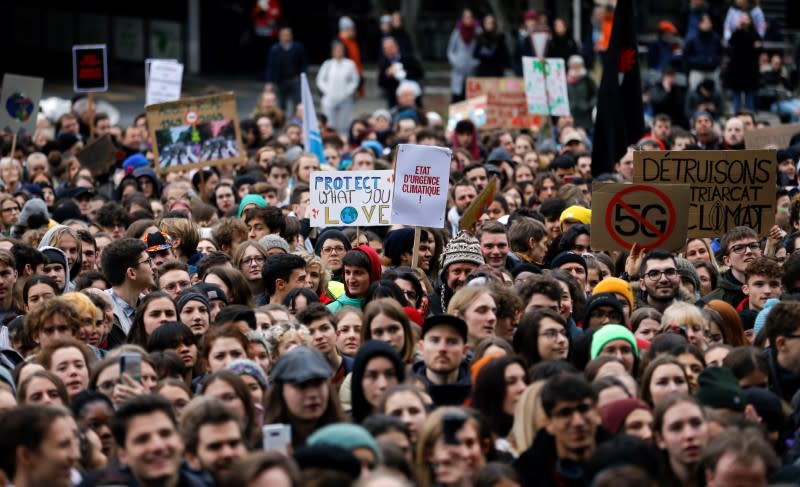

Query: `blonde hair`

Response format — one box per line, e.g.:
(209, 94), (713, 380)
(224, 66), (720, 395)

(661, 301), (706, 328)
(300, 252), (330, 295)
(263, 322), (310, 359)
(158, 217), (200, 258)
(415, 406), (481, 487)
(60, 292), (100, 324)
(507, 381), (547, 455)
(447, 285), (493, 316)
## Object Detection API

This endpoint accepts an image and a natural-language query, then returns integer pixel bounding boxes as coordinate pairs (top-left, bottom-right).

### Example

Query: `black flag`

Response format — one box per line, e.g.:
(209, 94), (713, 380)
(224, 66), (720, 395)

(591, 0), (645, 177)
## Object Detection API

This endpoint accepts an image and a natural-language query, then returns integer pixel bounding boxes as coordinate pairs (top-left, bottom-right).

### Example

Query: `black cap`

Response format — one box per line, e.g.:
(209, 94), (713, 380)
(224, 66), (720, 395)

(421, 315), (468, 342)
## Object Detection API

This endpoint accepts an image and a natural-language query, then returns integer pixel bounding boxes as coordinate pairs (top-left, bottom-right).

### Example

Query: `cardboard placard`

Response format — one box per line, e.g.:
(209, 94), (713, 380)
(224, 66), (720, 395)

(447, 95), (487, 133)
(632, 150), (777, 237)
(145, 59), (183, 106)
(309, 170), (394, 227)
(146, 92), (244, 173)
(391, 144), (452, 227)
(77, 134), (118, 176)
(744, 122), (800, 149)
(459, 176), (498, 231)
(591, 183), (691, 251)
(521, 57), (570, 116)
(72, 44), (108, 92)
(0, 73), (43, 137)
(465, 78), (543, 129)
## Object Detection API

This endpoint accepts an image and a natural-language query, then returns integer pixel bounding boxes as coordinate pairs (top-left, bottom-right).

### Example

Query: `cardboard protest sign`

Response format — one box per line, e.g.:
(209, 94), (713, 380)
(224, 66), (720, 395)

(460, 177), (498, 231)
(0, 74), (43, 138)
(77, 134), (118, 176)
(447, 96), (487, 133)
(521, 57), (570, 116)
(466, 78), (543, 129)
(146, 59), (183, 106)
(72, 44), (108, 92)
(146, 93), (244, 173)
(744, 123), (800, 149)
(391, 144), (452, 227)
(310, 170), (394, 227)
(591, 183), (691, 252)
(633, 150), (777, 237)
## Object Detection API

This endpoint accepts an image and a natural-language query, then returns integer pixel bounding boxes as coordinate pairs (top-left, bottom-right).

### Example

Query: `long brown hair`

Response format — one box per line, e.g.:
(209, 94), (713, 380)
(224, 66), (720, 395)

(262, 379), (346, 447)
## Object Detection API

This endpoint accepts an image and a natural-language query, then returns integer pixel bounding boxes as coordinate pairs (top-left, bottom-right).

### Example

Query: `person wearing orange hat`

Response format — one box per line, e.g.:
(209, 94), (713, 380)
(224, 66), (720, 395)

(593, 277), (634, 322)
(648, 20), (679, 73)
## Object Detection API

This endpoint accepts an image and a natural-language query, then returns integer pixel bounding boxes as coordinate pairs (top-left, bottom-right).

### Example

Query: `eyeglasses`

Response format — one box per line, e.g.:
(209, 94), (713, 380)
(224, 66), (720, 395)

(589, 309), (623, 322)
(163, 280), (191, 291)
(321, 246), (346, 255)
(729, 242), (761, 255)
(730, 242), (761, 254)
(539, 329), (569, 340)
(241, 256), (266, 266)
(403, 290), (418, 301)
(136, 257), (152, 267)
(551, 401), (594, 419)
(644, 268), (678, 280)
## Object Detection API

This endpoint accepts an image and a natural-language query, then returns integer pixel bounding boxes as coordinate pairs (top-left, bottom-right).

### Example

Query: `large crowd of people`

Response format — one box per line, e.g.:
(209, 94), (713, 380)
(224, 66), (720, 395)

(1, 0), (800, 486)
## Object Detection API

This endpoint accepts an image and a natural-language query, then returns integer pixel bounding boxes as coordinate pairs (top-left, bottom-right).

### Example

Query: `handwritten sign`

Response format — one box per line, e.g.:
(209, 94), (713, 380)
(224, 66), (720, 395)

(146, 93), (244, 173)
(0, 73), (43, 138)
(460, 177), (499, 231)
(146, 59), (183, 106)
(391, 144), (451, 227)
(522, 57), (570, 116)
(466, 78), (543, 129)
(310, 170), (394, 227)
(744, 123), (800, 149)
(72, 44), (108, 92)
(633, 150), (777, 237)
(592, 183), (690, 252)
(447, 96), (487, 134)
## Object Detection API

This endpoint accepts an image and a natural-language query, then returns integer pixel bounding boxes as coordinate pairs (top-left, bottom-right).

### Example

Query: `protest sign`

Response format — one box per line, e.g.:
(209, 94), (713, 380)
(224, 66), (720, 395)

(632, 150), (777, 237)
(465, 78), (543, 129)
(447, 96), (487, 133)
(72, 44), (108, 92)
(0, 73), (43, 138)
(391, 144), (451, 227)
(145, 59), (183, 106)
(591, 183), (691, 252)
(310, 170), (394, 227)
(744, 123), (800, 149)
(146, 93), (244, 173)
(77, 134), (118, 176)
(459, 177), (498, 231)
(521, 57), (570, 116)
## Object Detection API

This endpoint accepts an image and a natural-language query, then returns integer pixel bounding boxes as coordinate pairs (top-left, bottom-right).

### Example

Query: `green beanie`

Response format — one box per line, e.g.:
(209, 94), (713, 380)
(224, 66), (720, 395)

(307, 423), (383, 463)
(590, 324), (639, 360)
(696, 366), (745, 412)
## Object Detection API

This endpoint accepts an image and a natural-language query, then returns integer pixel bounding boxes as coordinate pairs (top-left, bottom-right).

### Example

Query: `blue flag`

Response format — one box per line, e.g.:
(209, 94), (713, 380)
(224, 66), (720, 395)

(301, 73), (326, 165)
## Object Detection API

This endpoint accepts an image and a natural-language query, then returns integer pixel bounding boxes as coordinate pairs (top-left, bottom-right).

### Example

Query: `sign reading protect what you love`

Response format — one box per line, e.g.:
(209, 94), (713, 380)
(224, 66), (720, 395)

(633, 150), (777, 237)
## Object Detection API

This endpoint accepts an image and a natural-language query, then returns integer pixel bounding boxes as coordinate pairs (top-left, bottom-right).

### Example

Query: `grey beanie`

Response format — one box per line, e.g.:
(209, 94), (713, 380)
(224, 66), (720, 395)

(18, 198), (49, 227)
(259, 234), (290, 254)
(674, 257), (701, 294)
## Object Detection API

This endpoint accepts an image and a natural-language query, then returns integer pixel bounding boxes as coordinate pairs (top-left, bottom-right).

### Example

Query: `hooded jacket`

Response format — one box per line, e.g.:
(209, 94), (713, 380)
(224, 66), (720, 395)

(350, 341), (405, 423)
(702, 270), (745, 308)
(37, 245), (73, 293)
(411, 359), (471, 407)
(132, 166), (162, 198)
(326, 244), (382, 313)
(39, 225), (82, 281)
